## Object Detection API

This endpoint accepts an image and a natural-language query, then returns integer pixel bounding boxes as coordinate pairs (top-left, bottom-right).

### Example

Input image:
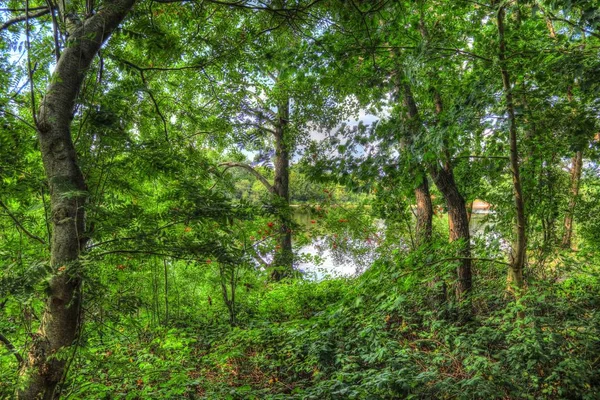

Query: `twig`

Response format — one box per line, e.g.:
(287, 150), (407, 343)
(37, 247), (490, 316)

(0, 200), (46, 244)
(0, 332), (24, 366)
(25, 0), (37, 126)
(427, 257), (511, 267)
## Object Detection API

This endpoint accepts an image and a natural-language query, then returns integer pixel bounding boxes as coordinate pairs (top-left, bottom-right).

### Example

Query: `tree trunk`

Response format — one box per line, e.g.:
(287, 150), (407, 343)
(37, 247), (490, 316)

(271, 97), (293, 280)
(430, 167), (472, 299)
(561, 150), (583, 249)
(17, 2), (135, 399)
(428, 89), (472, 300)
(497, 4), (526, 294)
(401, 82), (433, 246)
(414, 175), (433, 245)
(416, 16), (470, 304)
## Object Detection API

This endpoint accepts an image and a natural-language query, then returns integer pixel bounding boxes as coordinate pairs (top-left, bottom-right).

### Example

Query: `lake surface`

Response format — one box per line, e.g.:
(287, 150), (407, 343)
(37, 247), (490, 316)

(292, 208), (495, 280)
(291, 207), (375, 279)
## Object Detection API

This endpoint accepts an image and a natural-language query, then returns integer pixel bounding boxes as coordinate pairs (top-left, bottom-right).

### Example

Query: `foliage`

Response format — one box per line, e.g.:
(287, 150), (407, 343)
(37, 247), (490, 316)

(1, 0), (600, 398)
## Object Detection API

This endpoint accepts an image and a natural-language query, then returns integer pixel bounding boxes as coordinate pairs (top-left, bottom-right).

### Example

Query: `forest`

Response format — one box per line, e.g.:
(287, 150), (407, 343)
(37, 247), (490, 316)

(1, 0), (600, 398)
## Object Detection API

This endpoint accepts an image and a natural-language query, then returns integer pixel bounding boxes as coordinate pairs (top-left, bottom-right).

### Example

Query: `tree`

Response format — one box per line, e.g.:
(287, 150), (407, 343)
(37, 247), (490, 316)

(9, 1), (136, 398)
(217, 15), (343, 280)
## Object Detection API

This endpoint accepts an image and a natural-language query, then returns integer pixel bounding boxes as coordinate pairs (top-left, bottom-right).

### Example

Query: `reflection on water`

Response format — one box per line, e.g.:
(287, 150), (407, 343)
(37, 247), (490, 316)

(297, 240), (357, 280)
(292, 207), (377, 280)
(292, 207), (499, 280)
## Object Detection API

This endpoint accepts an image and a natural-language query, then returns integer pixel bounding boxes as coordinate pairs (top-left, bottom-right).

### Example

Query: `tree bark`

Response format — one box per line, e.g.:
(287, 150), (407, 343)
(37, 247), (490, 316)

(401, 82), (433, 246)
(561, 150), (583, 249)
(414, 175), (433, 245)
(497, 3), (526, 294)
(428, 90), (472, 301)
(17, 2), (136, 399)
(271, 96), (293, 280)
(430, 166), (472, 299)
(416, 14), (471, 303)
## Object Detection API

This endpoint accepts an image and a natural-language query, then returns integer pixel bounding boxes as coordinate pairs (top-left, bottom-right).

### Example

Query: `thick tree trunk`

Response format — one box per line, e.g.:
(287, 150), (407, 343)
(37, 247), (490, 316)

(497, 4), (526, 294)
(428, 90), (472, 300)
(271, 97), (293, 280)
(561, 150), (583, 249)
(17, 2), (135, 399)
(430, 167), (472, 298)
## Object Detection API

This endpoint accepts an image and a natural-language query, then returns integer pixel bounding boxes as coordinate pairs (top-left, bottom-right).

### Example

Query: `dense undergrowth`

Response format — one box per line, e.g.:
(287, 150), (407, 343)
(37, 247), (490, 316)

(4, 246), (598, 399)
(190, 253), (600, 400)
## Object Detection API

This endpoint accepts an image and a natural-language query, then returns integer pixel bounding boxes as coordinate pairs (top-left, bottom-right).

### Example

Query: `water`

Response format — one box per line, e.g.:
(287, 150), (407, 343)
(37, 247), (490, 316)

(292, 207), (379, 279)
(292, 208), (498, 280)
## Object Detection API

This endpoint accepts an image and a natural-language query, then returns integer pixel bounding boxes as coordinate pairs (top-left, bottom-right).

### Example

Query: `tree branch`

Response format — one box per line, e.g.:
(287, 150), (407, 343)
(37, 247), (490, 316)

(245, 122), (276, 135)
(452, 155), (509, 161)
(91, 249), (192, 260)
(87, 221), (181, 249)
(25, 0), (37, 126)
(45, 0), (61, 62)
(547, 12), (600, 40)
(427, 257), (511, 267)
(241, 103), (277, 124)
(110, 54), (212, 72)
(219, 162), (276, 194)
(0, 8), (50, 31)
(0, 200), (47, 245)
(112, 56), (170, 140)
(140, 70), (169, 142)
(0, 332), (24, 366)
(0, 7), (49, 12)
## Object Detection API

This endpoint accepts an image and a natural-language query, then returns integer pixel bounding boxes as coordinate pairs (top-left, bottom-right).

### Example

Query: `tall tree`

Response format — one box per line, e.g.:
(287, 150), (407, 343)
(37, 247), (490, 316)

(218, 13), (342, 279)
(562, 150), (583, 249)
(496, 1), (526, 293)
(427, 90), (472, 300)
(12, 1), (136, 398)
(221, 85), (295, 280)
(414, 8), (473, 299)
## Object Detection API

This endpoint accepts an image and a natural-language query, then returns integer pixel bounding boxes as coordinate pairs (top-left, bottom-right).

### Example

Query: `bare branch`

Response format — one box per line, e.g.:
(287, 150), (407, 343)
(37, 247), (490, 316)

(140, 71), (169, 142)
(452, 155), (509, 161)
(0, 8), (50, 31)
(25, 0), (38, 126)
(110, 54), (212, 72)
(87, 221), (181, 249)
(45, 0), (61, 62)
(114, 57), (170, 141)
(0, 7), (49, 12)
